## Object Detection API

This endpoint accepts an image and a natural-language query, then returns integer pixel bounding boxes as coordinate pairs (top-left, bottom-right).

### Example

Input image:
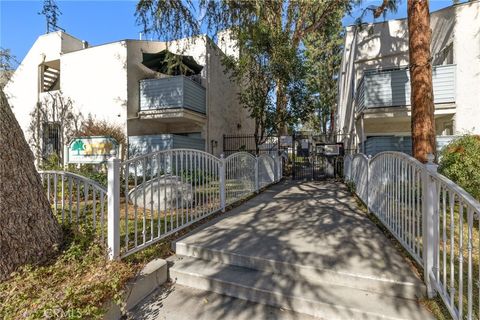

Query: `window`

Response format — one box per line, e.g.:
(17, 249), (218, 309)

(39, 60), (60, 92)
(42, 122), (61, 160)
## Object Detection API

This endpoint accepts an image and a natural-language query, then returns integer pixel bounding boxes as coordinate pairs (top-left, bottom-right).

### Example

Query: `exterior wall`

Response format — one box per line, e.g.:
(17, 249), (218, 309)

(217, 30), (239, 59)
(4, 31), (84, 139)
(125, 40), (166, 131)
(7, 31), (253, 159)
(206, 40), (255, 156)
(60, 42), (128, 133)
(454, 2), (480, 133)
(337, 1), (480, 152)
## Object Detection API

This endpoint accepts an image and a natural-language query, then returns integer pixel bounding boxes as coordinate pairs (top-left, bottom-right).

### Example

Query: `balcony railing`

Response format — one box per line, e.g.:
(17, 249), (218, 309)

(139, 76), (206, 114)
(356, 64), (456, 112)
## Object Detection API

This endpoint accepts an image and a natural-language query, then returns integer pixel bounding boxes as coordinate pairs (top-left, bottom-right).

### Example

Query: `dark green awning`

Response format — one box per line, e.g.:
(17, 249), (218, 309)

(142, 50), (203, 76)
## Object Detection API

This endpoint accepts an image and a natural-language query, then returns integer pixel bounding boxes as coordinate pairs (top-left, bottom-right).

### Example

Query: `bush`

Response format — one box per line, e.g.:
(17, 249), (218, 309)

(439, 135), (480, 201)
(79, 117), (126, 151)
(0, 225), (137, 319)
(71, 164), (108, 188)
(40, 153), (63, 171)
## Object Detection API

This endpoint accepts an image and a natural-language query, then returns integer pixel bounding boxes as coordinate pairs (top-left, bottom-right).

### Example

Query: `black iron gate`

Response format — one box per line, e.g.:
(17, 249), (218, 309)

(291, 133), (346, 180)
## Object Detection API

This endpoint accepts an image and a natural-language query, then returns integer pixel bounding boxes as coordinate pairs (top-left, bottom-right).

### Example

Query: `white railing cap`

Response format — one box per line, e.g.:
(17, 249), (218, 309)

(38, 170), (107, 193)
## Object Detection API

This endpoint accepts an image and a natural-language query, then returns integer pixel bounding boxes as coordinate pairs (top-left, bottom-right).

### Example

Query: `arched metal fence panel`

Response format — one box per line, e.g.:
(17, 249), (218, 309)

(351, 154), (369, 204)
(119, 149), (222, 257)
(258, 154), (276, 189)
(225, 152), (256, 204)
(39, 171), (108, 243)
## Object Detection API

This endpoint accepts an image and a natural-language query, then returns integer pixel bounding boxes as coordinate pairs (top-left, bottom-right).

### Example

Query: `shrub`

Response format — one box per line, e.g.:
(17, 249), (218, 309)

(0, 225), (137, 319)
(71, 164), (108, 188)
(79, 117), (126, 150)
(40, 153), (63, 171)
(439, 135), (480, 201)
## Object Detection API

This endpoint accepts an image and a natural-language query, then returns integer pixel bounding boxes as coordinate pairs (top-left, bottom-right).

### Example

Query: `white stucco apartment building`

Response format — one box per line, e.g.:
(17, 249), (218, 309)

(4, 30), (253, 159)
(336, 1), (480, 155)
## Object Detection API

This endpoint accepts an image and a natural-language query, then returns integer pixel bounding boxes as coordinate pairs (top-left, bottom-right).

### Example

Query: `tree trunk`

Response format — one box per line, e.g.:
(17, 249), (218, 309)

(408, 0), (436, 163)
(276, 83), (288, 136)
(0, 89), (62, 281)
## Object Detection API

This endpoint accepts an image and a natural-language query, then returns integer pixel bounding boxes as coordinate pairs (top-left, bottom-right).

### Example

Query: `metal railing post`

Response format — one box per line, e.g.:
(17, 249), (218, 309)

(349, 155), (353, 181)
(219, 154), (226, 212)
(367, 155), (371, 213)
(279, 155), (283, 181)
(422, 153), (438, 298)
(107, 152), (120, 260)
(255, 156), (259, 192)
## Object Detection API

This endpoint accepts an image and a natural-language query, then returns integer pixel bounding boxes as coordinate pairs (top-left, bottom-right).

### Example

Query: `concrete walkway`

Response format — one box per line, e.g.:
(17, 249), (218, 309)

(132, 181), (435, 319)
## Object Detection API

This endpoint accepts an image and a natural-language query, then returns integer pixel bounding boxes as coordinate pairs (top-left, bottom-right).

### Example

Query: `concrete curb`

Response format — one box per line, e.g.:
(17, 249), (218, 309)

(104, 258), (168, 319)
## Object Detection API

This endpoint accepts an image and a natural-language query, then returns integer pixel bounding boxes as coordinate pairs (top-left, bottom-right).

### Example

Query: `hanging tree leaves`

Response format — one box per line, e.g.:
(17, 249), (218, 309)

(303, 6), (345, 134)
(135, 0), (353, 136)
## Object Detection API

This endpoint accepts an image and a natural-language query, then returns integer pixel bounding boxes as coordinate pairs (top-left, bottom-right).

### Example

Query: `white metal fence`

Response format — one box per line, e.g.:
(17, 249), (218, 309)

(345, 152), (480, 320)
(109, 149), (281, 258)
(39, 171), (108, 242)
(40, 150), (281, 260)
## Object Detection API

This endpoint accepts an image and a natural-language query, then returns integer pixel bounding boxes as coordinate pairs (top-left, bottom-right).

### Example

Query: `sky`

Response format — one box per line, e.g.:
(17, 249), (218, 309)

(0, 0), (458, 65)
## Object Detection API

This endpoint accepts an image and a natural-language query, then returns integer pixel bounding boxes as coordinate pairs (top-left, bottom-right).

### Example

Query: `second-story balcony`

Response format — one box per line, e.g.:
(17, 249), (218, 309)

(355, 64), (456, 112)
(138, 76), (206, 122)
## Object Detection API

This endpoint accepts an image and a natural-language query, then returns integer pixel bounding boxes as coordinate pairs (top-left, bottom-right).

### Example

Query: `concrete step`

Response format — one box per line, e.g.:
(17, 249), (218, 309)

(169, 256), (434, 320)
(174, 241), (426, 300)
(131, 283), (319, 320)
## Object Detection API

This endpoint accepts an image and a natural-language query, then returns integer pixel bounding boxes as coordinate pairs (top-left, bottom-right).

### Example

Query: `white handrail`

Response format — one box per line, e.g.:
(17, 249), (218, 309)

(124, 148), (221, 165)
(39, 170), (107, 193)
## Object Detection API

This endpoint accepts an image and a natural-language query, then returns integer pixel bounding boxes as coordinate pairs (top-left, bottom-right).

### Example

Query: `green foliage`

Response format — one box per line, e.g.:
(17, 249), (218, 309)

(345, 180), (356, 194)
(28, 90), (82, 164)
(439, 135), (480, 201)
(303, 7), (345, 134)
(135, 0), (354, 135)
(41, 153), (63, 170)
(73, 164), (108, 188)
(40, 155), (108, 188)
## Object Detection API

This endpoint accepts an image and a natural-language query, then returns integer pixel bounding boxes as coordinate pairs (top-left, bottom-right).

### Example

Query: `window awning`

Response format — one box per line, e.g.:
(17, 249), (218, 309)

(142, 50), (203, 76)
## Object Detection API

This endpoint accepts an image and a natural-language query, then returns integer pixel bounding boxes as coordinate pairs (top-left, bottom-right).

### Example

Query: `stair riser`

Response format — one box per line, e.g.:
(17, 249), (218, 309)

(170, 268), (410, 320)
(175, 242), (426, 300)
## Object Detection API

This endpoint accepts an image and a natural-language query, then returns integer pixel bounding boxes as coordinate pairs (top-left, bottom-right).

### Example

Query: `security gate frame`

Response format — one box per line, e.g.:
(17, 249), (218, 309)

(291, 133), (346, 181)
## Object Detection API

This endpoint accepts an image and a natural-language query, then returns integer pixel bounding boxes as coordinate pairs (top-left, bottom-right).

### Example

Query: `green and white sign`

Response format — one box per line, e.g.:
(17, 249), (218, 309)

(67, 136), (119, 164)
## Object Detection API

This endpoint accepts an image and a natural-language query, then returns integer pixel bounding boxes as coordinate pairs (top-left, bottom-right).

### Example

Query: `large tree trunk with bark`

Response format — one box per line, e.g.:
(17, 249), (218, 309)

(0, 89), (62, 281)
(408, 0), (436, 163)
